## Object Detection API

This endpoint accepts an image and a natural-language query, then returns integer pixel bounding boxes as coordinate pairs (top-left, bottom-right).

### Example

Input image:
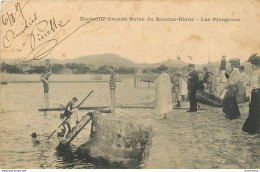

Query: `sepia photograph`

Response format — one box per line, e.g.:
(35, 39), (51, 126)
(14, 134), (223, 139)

(0, 0), (259, 170)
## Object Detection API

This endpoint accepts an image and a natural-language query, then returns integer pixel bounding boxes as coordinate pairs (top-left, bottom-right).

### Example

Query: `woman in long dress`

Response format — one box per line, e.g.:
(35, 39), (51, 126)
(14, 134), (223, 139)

(222, 58), (241, 120)
(155, 65), (172, 119)
(242, 54), (260, 134)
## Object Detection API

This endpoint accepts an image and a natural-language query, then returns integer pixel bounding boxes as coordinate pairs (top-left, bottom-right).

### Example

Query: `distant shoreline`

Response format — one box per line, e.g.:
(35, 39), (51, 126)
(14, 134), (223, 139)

(6, 81), (117, 83)
(0, 74), (128, 83)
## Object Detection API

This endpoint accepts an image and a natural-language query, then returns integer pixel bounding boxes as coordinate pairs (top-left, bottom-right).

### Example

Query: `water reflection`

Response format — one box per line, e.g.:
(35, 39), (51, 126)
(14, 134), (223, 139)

(55, 145), (76, 168)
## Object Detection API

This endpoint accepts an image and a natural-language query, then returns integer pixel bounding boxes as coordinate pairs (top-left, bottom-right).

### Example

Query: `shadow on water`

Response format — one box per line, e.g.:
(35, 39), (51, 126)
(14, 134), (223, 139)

(55, 145), (79, 168)
(55, 144), (128, 169)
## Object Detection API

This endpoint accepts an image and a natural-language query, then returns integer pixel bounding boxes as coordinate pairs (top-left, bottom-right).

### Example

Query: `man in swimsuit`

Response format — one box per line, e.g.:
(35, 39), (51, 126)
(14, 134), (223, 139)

(108, 66), (116, 114)
(41, 59), (52, 108)
(62, 97), (79, 140)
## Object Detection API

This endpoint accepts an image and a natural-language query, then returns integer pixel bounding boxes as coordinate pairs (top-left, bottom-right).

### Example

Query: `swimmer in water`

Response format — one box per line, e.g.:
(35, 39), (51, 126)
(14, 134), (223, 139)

(31, 132), (40, 144)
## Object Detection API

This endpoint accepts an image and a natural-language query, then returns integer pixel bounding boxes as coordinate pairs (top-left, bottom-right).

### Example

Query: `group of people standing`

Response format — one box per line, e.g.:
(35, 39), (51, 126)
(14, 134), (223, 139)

(155, 63), (200, 119)
(222, 54), (260, 135)
(154, 54), (259, 135)
(41, 54), (259, 136)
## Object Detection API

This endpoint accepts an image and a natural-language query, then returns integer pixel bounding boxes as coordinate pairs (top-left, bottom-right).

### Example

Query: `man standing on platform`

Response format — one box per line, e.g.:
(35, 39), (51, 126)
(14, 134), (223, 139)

(109, 66), (116, 114)
(41, 59), (52, 108)
(187, 64), (199, 112)
(44, 59), (52, 77)
(155, 64), (172, 119)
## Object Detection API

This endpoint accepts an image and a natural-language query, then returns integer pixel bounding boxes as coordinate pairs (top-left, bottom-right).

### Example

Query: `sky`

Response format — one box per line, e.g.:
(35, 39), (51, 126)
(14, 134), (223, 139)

(1, 0), (260, 64)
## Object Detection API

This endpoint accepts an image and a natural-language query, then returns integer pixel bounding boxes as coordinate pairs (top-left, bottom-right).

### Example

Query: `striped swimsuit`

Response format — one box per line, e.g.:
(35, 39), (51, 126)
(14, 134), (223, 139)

(43, 80), (49, 93)
(42, 64), (52, 93)
(110, 72), (116, 90)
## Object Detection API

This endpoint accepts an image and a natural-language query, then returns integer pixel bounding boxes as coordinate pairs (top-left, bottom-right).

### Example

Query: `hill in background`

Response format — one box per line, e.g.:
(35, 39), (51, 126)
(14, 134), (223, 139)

(73, 54), (137, 67)
(1, 53), (251, 72)
(1, 53), (137, 67)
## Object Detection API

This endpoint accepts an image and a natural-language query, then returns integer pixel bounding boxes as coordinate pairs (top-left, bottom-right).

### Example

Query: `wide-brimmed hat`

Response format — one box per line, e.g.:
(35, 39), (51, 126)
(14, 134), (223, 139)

(247, 53), (257, 61)
(158, 64), (168, 71)
(247, 53), (260, 65)
(228, 58), (240, 63)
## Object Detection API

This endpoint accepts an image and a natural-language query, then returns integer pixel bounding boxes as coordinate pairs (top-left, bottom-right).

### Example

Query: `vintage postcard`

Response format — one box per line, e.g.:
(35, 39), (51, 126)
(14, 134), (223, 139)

(0, 0), (260, 170)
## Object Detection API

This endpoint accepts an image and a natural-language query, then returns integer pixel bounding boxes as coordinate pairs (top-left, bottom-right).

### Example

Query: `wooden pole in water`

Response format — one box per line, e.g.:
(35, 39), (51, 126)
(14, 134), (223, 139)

(76, 90), (94, 108)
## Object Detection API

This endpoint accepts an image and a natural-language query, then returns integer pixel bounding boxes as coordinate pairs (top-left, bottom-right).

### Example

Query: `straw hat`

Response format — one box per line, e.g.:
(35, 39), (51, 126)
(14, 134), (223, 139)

(228, 58), (240, 63)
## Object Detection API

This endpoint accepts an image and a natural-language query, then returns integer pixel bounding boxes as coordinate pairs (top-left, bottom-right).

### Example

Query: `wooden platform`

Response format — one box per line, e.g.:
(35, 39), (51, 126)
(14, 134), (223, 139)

(39, 106), (109, 112)
(39, 106), (155, 112)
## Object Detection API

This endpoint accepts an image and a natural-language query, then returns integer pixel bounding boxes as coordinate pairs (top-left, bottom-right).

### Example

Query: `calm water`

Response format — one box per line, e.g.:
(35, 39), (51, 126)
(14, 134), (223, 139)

(0, 79), (154, 169)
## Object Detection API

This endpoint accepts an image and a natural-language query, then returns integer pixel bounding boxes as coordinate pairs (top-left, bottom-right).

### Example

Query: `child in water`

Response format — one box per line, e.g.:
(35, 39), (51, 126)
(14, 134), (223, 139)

(31, 132), (40, 145)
